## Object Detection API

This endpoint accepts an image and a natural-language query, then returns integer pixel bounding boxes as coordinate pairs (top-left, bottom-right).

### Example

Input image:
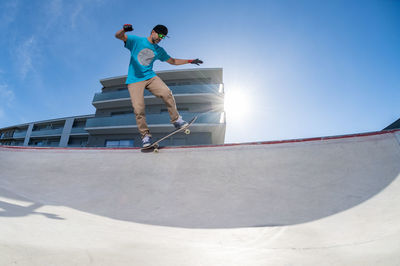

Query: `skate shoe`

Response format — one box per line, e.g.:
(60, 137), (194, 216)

(173, 116), (188, 129)
(141, 135), (152, 148)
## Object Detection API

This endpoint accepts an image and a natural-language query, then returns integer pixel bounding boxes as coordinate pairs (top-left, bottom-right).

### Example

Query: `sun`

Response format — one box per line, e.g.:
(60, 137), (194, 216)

(224, 90), (251, 123)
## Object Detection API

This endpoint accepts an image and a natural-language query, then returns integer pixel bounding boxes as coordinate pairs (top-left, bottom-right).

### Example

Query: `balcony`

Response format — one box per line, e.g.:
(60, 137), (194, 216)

(0, 130), (28, 139)
(70, 127), (89, 135)
(92, 84), (224, 109)
(13, 131), (27, 139)
(30, 128), (63, 137)
(85, 112), (225, 135)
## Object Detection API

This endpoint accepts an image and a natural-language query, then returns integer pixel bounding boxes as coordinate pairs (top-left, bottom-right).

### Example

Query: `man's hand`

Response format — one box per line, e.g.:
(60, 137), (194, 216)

(123, 24), (133, 32)
(167, 58), (204, 66)
(189, 59), (203, 66)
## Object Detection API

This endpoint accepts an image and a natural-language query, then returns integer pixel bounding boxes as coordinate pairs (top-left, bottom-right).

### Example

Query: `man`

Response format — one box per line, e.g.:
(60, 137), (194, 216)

(115, 24), (203, 148)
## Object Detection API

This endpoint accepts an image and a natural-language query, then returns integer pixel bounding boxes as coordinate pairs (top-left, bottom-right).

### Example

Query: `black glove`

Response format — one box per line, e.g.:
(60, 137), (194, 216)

(190, 59), (203, 66)
(123, 24), (133, 32)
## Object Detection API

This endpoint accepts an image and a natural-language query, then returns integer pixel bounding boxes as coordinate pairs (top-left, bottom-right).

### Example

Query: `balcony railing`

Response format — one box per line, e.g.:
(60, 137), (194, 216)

(85, 112), (224, 128)
(93, 84), (223, 103)
(13, 131), (27, 139)
(30, 128), (63, 137)
(70, 127), (89, 134)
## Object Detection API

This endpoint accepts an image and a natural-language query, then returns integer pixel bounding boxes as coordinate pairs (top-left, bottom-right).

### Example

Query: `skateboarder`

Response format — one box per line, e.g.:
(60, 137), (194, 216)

(115, 24), (203, 148)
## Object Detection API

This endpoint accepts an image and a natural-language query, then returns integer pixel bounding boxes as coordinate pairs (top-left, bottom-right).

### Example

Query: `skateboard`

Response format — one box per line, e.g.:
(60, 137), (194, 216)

(141, 116), (198, 153)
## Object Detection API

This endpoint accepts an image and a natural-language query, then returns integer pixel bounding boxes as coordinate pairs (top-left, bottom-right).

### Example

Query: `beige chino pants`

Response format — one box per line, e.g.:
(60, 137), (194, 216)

(127, 76), (179, 138)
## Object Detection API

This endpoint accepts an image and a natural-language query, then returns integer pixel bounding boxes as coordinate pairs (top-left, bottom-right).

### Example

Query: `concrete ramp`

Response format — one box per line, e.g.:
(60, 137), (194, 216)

(1, 130), (400, 265)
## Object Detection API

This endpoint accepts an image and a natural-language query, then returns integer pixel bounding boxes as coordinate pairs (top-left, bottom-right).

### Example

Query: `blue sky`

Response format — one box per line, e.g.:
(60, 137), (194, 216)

(0, 0), (399, 143)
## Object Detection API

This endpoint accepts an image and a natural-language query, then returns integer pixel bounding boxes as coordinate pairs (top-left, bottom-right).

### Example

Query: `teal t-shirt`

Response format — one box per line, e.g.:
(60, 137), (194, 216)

(124, 35), (171, 84)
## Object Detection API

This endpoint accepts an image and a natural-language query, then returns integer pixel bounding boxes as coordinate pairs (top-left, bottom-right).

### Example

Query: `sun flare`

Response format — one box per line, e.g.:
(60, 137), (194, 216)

(224, 90), (251, 123)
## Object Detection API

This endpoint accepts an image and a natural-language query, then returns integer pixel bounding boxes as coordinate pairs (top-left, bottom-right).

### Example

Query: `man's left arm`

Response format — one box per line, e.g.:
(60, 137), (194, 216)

(167, 58), (203, 66)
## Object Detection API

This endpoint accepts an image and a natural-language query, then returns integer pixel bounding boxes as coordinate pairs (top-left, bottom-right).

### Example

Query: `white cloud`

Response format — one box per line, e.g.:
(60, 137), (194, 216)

(43, 0), (92, 31)
(0, 83), (15, 106)
(0, 0), (19, 28)
(11, 0), (106, 81)
(49, 0), (63, 16)
(70, 4), (84, 28)
(15, 36), (38, 79)
(0, 83), (15, 120)
(42, 0), (63, 32)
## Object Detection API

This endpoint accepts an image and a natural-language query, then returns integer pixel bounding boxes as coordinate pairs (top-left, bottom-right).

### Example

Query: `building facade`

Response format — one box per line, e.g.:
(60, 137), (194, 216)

(383, 118), (400, 131)
(0, 68), (226, 148)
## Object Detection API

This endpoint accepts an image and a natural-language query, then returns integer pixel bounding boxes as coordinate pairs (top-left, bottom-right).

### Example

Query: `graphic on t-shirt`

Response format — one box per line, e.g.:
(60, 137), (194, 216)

(137, 48), (155, 66)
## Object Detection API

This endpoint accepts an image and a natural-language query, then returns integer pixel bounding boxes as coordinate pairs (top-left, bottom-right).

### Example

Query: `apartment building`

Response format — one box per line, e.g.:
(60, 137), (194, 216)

(0, 68), (226, 148)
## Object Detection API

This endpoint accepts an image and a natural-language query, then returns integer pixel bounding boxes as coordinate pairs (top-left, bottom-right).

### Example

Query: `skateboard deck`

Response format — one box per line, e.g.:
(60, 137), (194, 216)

(141, 116), (198, 153)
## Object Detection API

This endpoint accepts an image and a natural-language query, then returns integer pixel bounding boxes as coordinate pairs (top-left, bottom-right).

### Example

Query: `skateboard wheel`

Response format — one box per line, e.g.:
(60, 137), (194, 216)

(154, 148), (159, 153)
(184, 129), (190, 135)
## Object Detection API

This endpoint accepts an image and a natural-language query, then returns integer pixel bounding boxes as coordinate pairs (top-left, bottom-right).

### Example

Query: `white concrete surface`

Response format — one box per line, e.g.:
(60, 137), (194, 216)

(0, 130), (400, 265)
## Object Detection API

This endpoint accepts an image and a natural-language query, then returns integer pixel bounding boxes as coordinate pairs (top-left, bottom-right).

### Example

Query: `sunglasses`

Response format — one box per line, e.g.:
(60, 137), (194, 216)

(157, 33), (167, 39)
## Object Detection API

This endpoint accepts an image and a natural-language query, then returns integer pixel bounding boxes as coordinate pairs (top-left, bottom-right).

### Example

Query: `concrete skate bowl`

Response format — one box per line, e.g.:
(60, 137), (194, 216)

(0, 130), (399, 229)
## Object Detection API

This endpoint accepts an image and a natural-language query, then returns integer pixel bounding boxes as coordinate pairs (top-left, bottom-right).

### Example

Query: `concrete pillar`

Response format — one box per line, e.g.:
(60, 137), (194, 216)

(23, 124), (34, 146)
(60, 118), (74, 147)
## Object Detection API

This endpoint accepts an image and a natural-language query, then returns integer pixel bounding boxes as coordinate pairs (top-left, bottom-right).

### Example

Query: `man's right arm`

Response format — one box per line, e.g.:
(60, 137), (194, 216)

(115, 29), (127, 42)
(115, 24), (133, 42)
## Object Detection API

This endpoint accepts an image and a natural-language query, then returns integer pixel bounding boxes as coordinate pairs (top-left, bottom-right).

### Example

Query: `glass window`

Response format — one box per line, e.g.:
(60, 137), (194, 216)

(106, 140), (119, 147)
(119, 140), (133, 147)
(73, 121), (86, 128)
(106, 140), (134, 148)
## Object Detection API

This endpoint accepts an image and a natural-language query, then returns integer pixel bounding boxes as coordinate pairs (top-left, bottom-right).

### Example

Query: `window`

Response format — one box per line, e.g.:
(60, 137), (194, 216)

(73, 120), (86, 128)
(68, 137), (88, 147)
(106, 140), (134, 148)
(49, 140), (60, 147)
(31, 140), (44, 146)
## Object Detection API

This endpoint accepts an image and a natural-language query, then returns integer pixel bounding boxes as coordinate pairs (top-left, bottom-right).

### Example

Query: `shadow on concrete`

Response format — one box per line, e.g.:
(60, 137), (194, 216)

(0, 188), (64, 220)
